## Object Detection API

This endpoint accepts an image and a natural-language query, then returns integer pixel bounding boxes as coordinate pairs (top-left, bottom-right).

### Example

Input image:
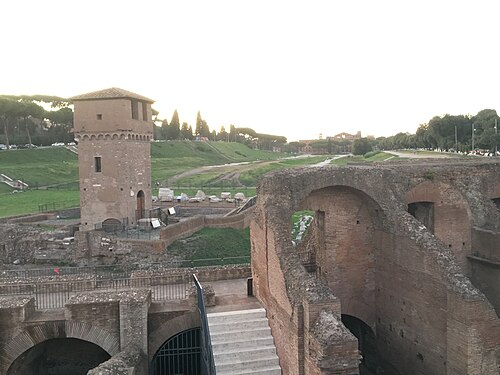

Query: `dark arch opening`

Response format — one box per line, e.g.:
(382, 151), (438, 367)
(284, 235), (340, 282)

(492, 198), (500, 211)
(341, 314), (380, 375)
(408, 201), (435, 233)
(7, 338), (110, 375)
(102, 217), (122, 233)
(137, 190), (145, 221)
(150, 327), (201, 375)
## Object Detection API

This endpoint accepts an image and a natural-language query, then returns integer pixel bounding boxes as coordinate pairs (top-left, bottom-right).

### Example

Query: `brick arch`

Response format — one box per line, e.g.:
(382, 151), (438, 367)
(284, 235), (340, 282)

(299, 185), (386, 329)
(148, 312), (200, 361)
(65, 321), (119, 355)
(1, 321), (119, 374)
(405, 180), (472, 272)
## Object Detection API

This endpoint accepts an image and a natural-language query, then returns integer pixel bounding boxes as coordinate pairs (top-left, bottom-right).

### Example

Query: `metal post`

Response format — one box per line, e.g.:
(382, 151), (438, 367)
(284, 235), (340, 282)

(471, 123), (475, 152)
(495, 118), (498, 156)
(455, 125), (458, 152)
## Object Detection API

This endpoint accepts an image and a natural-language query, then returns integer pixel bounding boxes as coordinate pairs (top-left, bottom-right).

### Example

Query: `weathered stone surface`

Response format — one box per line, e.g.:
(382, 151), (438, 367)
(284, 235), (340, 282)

(87, 344), (147, 375)
(252, 159), (500, 375)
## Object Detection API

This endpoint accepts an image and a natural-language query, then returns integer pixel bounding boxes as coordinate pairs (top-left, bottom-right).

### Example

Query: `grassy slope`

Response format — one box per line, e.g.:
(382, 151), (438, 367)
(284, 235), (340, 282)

(0, 148), (78, 187)
(0, 145), (403, 218)
(238, 156), (329, 186)
(0, 142), (282, 217)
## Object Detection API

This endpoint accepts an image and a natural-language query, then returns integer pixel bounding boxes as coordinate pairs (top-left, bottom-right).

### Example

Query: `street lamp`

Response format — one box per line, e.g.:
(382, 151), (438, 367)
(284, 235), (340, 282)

(471, 123), (476, 153)
(495, 118), (498, 156)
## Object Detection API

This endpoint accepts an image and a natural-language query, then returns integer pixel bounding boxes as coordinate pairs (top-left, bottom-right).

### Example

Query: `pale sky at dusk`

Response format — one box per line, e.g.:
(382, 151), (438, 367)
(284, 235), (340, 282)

(2, 0), (500, 141)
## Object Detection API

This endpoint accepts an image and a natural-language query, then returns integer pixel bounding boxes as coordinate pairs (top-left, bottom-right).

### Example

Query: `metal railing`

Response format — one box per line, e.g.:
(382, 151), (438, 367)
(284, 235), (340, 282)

(0, 274), (190, 309)
(193, 274), (216, 375)
(0, 257), (250, 280)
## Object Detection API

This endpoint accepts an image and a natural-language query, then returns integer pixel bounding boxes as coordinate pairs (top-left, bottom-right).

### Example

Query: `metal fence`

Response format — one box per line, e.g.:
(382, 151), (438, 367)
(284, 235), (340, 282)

(193, 274), (216, 375)
(0, 274), (190, 309)
(38, 200), (80, 213)
(0, 257), (250, 281)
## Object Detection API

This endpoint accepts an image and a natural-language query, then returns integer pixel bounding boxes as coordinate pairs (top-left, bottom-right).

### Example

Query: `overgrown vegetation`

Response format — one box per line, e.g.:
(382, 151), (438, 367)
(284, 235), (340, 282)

(291, 210), (314, 244)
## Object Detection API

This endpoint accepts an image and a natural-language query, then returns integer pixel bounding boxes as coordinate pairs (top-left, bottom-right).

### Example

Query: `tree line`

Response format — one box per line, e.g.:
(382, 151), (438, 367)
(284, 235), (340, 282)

(155, 110), (287, 151)
(373, 109), (500, 153)
(1, 93), (498, 155)
(347, 109), (500, 155)
(0, 95), (73, 147)
(0, 95), (286, 151)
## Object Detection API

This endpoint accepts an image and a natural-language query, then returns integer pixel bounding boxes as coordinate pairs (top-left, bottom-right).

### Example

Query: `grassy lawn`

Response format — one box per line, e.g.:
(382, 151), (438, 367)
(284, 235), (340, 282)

(0, 189), (79, 218)
(0, 143), (333, 217)
(331, 152), (397, 166)
(167, 227), (250, 266)
(0, 148), (78, 187)
(210, 141), (286, 161)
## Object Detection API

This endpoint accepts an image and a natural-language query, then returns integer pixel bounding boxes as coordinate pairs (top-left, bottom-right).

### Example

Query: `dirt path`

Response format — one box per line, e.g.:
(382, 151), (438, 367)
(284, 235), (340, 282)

(386, 151), (453, 159)
(166, 155), (336, 186)
(166, 159), (276, 185)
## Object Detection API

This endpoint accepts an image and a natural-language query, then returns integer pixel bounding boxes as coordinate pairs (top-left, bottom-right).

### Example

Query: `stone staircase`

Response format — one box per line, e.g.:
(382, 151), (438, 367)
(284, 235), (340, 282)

(207, 308), (281, 374)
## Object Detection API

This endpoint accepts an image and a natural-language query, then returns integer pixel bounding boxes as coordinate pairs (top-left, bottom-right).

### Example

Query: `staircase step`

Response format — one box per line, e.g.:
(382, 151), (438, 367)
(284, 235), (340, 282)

(216, 365), (282, 375)
(207, 308), (266, 324)
(210, 326), (271, 342)
(215, 356), (280, 373)
(208, 308), (281, 374)
(212, 336), (275, 351)
(209, 317), (269, 333)
(214, 345), (277, 363)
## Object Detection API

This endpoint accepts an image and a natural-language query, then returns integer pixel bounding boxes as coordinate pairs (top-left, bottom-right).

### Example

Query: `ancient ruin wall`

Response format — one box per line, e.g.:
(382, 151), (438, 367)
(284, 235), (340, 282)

(252, 163), (499, 375)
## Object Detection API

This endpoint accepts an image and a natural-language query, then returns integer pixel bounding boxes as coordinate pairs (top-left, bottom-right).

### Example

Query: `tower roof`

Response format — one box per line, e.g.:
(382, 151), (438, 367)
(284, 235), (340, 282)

(71, 87), (154, 103)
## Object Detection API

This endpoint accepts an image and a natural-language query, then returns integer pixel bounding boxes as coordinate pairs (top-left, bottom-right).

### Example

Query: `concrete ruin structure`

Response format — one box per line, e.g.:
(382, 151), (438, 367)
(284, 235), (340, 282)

(72, 88), (154, 232)
(251, 159), (500, 374)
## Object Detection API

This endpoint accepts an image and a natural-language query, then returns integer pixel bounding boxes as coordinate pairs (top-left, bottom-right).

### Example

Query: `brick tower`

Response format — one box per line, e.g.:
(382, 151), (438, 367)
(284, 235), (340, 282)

(72, 88), (154, 231)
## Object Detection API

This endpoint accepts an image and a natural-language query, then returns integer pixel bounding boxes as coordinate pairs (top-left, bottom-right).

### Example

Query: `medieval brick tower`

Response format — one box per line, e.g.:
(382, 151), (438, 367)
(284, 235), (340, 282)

(72, 88), (154, 231)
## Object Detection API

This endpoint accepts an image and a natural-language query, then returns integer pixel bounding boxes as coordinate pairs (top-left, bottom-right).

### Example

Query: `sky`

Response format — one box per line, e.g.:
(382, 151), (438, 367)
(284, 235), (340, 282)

(2, 0), (500, 142)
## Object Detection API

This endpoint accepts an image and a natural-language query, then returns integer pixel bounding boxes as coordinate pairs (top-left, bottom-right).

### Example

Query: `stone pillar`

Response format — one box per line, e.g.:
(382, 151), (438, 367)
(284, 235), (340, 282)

(119, 290), (152, 353)
(0, 297), (36, 373)
(303, 297), (360, 375)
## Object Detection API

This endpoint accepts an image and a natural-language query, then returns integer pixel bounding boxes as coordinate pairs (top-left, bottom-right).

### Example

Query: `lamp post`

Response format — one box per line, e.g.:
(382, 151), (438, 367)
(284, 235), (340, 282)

(495, 118), (498, 156)
(471, 123), (475, 153)
(454, 125), (458, 152)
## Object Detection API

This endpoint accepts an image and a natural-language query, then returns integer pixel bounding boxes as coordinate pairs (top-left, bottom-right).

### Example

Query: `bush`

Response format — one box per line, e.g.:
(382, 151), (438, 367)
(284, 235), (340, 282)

(363, 150), (380, 158)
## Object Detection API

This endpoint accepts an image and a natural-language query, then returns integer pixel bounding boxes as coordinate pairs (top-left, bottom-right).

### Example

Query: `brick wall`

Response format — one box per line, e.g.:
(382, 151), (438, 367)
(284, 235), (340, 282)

(252, 162), (500, 375)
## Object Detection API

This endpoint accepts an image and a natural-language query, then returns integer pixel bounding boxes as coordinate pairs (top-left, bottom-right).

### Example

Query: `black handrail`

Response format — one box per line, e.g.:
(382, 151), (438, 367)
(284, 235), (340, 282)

(193, 274), (217, 375)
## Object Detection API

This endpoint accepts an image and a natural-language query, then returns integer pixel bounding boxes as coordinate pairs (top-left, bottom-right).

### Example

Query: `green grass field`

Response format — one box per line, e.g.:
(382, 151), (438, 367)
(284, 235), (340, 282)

(330, 152), (396, 166)
(0, 148), (78, 187)
(0, 144), (397, 218)
(0, 190), (79, 217)
(166, 227), (250, 266)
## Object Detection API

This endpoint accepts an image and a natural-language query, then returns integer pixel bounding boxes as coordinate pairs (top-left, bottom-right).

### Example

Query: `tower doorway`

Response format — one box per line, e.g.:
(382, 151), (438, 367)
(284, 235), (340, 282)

(137, 190), (145, 220)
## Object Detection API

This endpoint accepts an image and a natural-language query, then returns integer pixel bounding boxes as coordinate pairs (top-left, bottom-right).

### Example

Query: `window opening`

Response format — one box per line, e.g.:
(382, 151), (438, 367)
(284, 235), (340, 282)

(95, 156), (102, 172)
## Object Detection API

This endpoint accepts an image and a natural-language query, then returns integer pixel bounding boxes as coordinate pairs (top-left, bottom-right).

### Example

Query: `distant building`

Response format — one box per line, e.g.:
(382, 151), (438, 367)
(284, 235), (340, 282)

(297, 131), (362, 154)
(327, 131), (362, 141)
(72, 87), (154, 231)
